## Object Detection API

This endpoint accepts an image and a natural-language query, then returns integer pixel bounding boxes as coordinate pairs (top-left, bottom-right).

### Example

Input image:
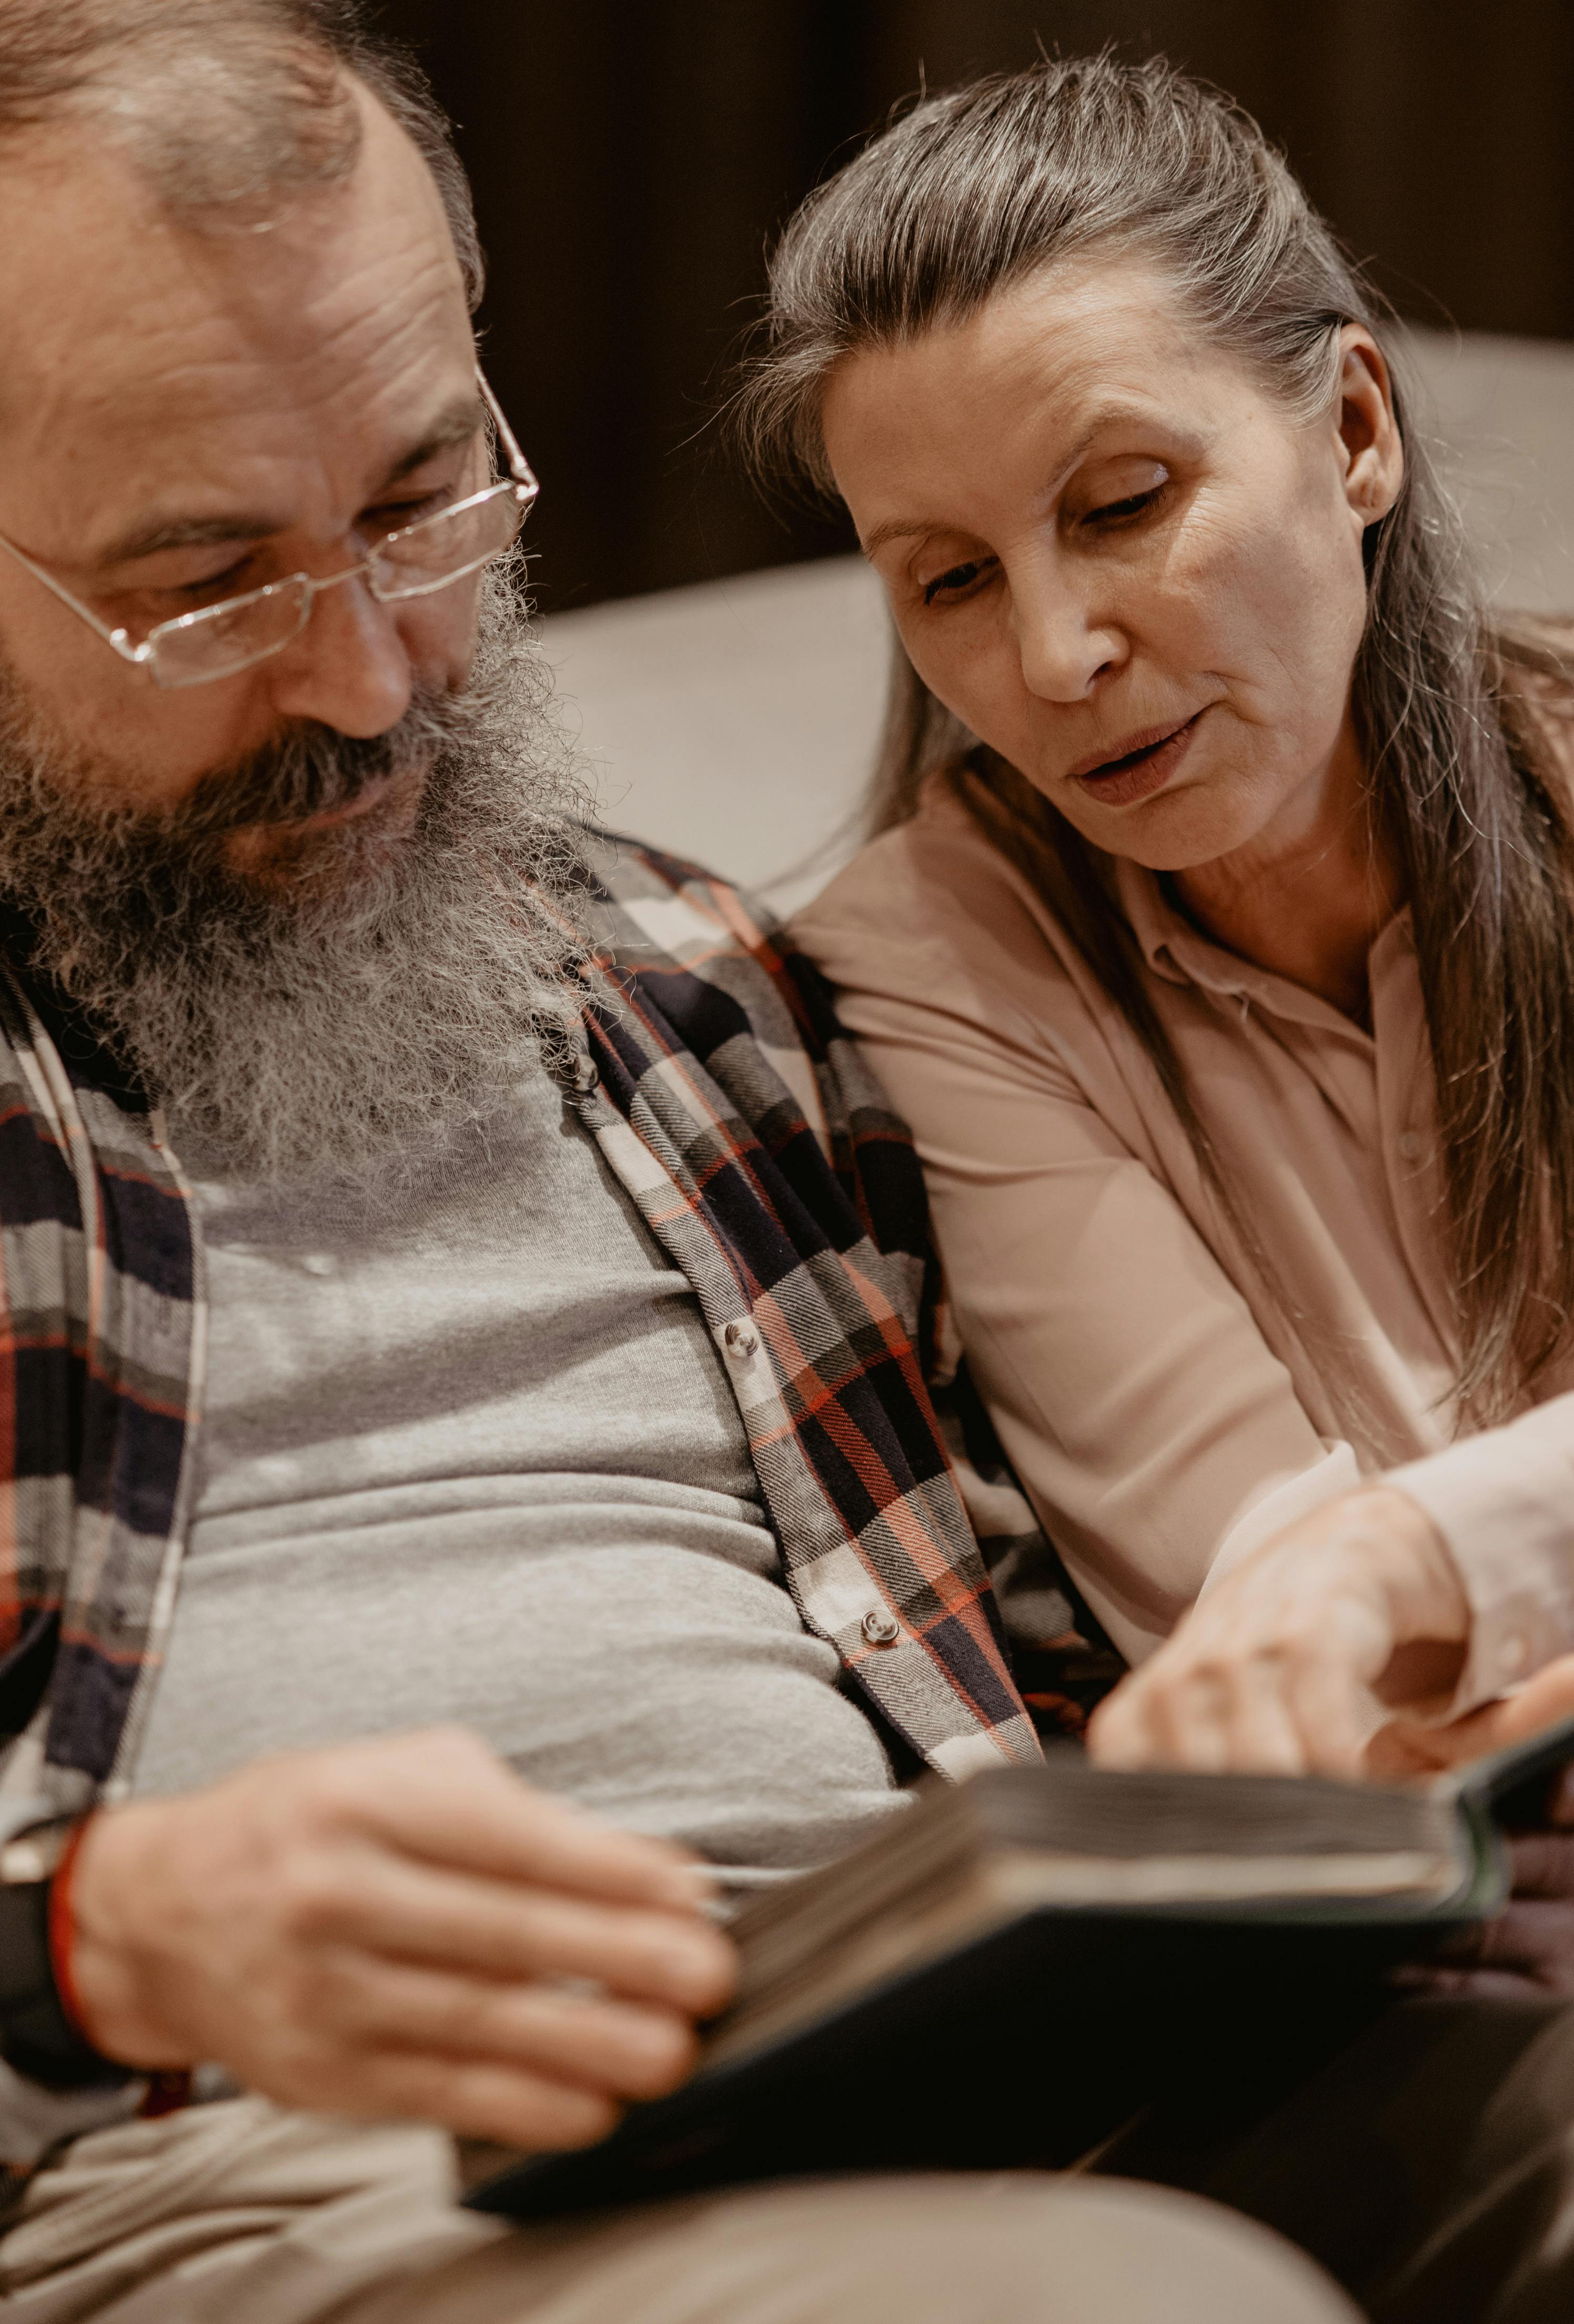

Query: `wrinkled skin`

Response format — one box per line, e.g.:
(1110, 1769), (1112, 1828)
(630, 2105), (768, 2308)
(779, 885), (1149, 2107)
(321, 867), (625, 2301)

(9, 88), (735, 2146)
(824, 257), (1553, 1787)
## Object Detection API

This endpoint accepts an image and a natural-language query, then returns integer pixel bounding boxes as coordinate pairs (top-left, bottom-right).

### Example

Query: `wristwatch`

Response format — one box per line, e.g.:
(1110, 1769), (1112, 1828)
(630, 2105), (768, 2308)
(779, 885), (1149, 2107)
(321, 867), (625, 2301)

(0, 1822), (133, 2089)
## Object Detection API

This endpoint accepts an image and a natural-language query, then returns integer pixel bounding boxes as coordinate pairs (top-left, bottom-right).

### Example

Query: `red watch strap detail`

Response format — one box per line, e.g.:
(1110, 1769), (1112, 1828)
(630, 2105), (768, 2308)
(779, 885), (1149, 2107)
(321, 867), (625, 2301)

(138, 2069), (193, 2117)
(45, 1817), (95, 2044)
(48, 1816), (193, 2115)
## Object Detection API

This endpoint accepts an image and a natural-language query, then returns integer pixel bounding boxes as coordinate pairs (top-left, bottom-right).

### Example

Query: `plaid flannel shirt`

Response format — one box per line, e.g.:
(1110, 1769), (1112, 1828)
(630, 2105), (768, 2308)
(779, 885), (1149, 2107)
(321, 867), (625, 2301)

(0, 831), (1078, 1817)
(0, 831), (1119, 2187)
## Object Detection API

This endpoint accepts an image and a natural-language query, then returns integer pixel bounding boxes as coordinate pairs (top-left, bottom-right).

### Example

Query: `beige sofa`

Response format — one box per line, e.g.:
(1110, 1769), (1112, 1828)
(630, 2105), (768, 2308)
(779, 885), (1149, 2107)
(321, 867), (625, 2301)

(543, 328), (1574, 916)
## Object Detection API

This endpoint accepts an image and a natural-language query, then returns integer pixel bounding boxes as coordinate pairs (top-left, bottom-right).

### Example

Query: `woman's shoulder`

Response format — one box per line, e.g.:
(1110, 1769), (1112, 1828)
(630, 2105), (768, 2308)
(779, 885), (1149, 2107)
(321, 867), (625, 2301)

(791, 769), (1086, 1010)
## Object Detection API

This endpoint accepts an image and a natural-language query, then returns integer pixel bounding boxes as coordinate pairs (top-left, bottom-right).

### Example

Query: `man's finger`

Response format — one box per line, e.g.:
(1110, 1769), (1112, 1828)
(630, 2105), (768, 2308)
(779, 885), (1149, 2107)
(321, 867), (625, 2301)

(292, 1729), (714, 1911)
(322, 2049), (626, 2151)
(292, 1851), (736, 2013)
(316, 1956), (702, 2100)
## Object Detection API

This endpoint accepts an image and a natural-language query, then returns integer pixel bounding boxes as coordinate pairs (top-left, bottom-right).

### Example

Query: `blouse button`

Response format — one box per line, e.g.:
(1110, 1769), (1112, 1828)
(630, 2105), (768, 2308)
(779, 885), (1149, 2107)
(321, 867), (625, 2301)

(1397, 1131), (1425, 1163)
(1498, 1632), (1530, 1679)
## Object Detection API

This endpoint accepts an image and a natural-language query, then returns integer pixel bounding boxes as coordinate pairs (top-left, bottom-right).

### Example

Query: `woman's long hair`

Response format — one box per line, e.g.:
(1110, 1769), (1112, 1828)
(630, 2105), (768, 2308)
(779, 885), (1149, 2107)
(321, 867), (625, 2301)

(734, 53), (1574, 1427)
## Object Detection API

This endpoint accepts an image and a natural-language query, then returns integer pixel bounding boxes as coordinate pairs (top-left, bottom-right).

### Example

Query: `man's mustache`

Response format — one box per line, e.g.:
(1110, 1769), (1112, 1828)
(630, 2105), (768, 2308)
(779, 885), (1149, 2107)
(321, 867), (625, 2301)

(160, 690), (462, 844)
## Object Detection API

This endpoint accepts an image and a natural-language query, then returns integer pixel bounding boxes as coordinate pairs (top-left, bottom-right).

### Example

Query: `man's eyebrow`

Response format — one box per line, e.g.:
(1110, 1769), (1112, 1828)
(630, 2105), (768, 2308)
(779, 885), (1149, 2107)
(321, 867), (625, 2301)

(379, 393), (486, 484)
(92, 394), (487, 570)
(92, 511), (281, 568)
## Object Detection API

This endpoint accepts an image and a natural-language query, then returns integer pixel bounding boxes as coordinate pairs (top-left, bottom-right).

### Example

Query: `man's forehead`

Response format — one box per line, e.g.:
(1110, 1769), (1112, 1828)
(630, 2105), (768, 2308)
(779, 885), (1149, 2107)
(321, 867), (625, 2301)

(0, 88), (474, 518)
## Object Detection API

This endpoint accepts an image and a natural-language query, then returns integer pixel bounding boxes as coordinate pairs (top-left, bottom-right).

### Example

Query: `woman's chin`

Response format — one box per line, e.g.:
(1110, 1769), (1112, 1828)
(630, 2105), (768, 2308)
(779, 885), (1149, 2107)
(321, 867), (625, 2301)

(1046, 773), (1267, 874)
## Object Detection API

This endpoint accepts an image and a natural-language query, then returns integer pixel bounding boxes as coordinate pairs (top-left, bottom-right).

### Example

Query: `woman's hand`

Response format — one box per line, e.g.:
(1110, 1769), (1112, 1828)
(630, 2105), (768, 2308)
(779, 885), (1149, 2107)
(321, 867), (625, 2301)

(1376, 1657), (1574, 1996)
(1087, 1486), (1471, 1776)
(67, 1727), (737, 2151)
(1366, 1652), (1574, 1784)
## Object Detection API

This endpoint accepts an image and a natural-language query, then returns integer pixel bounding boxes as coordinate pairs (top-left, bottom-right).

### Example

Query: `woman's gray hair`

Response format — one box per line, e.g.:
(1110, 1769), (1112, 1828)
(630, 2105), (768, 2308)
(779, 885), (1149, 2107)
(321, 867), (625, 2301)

(738, 54), (1574, 1428)
(0, 0), (484, 310)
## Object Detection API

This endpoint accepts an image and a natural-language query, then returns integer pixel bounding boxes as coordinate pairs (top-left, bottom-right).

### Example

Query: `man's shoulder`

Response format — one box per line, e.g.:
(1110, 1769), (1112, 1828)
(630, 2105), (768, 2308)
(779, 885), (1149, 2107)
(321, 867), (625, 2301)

(579, 824), (782, 965)
(577, 824), (846, 1067)
(576, 826), (920, 1221)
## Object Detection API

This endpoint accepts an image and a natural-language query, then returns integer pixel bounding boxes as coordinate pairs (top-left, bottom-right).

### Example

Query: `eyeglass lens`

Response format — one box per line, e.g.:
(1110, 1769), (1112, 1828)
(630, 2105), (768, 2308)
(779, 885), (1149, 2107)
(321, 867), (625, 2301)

(146, 486), (529, 688)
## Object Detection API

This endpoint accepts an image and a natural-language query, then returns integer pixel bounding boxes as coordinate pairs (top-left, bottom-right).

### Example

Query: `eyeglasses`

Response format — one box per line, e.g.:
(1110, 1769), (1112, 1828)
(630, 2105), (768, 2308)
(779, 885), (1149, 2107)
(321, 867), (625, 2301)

(0, 369), (539, 690)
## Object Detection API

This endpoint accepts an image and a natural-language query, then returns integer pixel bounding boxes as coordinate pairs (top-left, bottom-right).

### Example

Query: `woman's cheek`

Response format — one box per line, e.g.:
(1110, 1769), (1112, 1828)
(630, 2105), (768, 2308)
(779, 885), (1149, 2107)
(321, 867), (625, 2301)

(902, 614), (1007, 742)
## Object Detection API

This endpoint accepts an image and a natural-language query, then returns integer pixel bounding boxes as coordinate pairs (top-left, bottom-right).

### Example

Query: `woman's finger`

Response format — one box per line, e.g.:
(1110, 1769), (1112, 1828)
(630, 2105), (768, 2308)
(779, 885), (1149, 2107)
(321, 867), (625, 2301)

(1219, 1653), (1317, 1776)
(1280, 1644), (1379, 1780)
(1086, 1676), (1165, 1769)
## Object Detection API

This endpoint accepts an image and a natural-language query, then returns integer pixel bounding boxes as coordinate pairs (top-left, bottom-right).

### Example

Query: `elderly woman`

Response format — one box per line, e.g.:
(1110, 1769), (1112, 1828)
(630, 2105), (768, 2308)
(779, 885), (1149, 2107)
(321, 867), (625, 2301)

(759, 57), (1574, 1776)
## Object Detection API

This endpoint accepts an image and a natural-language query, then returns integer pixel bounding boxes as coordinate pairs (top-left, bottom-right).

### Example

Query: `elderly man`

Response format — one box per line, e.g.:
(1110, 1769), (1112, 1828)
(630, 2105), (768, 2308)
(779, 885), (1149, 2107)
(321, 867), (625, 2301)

(0, 6), (1569, 2322)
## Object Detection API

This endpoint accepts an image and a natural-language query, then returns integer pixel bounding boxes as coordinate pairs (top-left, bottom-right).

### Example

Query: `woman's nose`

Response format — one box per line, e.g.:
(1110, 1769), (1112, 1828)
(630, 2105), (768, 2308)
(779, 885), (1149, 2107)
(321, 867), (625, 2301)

(1010, 567), (1125, 702)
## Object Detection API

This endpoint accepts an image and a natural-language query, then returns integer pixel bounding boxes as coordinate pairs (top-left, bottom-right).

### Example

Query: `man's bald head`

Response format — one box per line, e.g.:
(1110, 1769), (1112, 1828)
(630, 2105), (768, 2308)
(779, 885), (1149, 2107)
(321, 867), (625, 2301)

(0, 0), (481, 307)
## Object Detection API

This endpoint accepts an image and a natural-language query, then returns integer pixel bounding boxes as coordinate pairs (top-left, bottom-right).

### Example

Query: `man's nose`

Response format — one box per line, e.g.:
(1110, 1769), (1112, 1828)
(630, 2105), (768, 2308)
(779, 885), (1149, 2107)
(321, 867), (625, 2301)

(1009, 562), (1125, 702)
(264, 572), (415, 739)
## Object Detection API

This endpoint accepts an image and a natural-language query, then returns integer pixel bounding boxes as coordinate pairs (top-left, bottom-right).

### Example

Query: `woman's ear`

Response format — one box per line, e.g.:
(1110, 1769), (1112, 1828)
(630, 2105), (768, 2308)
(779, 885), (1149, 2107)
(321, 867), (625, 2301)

(1334, 325), (1404, 528)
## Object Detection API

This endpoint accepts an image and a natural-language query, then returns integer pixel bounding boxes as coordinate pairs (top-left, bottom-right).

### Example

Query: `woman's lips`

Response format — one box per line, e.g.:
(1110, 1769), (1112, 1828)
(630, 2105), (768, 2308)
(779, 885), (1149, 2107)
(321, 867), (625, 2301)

(1069, 712), (1203, 808)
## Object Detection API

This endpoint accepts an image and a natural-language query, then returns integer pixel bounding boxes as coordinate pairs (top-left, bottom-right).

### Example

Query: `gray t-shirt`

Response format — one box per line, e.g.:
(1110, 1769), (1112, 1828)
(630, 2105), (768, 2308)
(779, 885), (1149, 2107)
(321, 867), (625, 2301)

(132, 1070), (902, 1884)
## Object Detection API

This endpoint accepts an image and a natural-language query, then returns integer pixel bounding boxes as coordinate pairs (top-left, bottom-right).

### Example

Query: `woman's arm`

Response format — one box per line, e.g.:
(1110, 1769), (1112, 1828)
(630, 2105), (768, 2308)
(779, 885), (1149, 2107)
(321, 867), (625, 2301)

(792, 886), (1348, 1665)
(1088, 1394), (1574, 1774)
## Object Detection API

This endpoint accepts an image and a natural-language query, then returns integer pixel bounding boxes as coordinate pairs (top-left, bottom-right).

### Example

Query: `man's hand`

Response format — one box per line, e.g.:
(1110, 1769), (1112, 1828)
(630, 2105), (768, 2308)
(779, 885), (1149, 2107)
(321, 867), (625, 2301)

(67, 1729), (736, 2151)
(1088, 1488), (1470, 1776)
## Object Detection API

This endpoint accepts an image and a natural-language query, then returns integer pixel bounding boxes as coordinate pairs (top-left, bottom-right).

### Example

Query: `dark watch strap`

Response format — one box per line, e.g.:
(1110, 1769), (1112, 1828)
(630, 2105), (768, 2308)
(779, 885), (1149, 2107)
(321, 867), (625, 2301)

(0, 1867), (133, 2090)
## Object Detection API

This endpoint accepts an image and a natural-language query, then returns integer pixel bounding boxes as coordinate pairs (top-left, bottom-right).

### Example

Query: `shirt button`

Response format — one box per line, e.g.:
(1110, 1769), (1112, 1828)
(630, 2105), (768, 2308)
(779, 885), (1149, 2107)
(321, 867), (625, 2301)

(1498, 1632), (1530, 1678)
(571, 1051), (599, 1094)
(861, 1608), (902, 1648)
(1397, 1131), (1425, 1162)
(723, 1319), (759, 1360)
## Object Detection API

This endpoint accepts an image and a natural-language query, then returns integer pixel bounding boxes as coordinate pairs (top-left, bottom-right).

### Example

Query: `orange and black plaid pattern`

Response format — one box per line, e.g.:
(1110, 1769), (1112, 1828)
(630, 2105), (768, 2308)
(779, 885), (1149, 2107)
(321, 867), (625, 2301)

(0, 831), (1092, 1813)
(573, 834), (1049, 1777)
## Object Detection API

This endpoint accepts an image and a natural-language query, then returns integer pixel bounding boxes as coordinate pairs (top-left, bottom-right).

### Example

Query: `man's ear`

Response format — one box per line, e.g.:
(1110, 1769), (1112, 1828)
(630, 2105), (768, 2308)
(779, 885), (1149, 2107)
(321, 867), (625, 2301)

(1334, 325), (1404, 529)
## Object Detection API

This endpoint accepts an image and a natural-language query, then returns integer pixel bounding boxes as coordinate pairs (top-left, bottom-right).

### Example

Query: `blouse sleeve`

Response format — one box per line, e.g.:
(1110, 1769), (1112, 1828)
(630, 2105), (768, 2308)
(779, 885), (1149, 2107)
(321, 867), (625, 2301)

(792, 906), (1348, 1665)
(1387, 1403), (1574, 1712)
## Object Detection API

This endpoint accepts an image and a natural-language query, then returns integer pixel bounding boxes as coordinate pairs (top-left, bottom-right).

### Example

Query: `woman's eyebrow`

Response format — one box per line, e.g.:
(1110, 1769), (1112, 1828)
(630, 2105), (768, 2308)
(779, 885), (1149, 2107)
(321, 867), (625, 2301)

(89, 394), (487, 571)
(862, 514), (934, 558)
(861, 402), (1192, 560)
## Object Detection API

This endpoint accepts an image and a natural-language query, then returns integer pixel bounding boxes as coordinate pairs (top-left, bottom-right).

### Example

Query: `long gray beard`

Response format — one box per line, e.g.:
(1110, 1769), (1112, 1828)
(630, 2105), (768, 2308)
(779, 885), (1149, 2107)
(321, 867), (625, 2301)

(0, 579), (595, 1188)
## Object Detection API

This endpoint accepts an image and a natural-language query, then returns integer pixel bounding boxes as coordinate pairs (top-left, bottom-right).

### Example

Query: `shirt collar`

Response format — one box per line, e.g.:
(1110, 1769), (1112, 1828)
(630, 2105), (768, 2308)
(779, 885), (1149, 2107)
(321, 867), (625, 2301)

(1112, 851), (1414, 1037)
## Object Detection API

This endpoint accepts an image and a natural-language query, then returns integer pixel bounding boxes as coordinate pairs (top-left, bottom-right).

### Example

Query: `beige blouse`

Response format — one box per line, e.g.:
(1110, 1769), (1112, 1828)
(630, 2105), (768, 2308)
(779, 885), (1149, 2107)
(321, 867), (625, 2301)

(793, 773), (1574, 1709)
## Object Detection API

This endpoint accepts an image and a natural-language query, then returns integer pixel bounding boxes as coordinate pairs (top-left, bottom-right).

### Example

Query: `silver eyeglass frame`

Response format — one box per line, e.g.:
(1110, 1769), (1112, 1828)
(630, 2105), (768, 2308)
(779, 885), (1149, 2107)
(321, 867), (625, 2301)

(0, 368), (539, 691)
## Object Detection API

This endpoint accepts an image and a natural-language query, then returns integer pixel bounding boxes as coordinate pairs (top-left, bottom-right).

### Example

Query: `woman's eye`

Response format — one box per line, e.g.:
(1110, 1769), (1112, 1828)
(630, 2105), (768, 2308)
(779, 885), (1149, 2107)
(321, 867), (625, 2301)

(1083, 484), (1164, 529)
(922, 556), (997, 607)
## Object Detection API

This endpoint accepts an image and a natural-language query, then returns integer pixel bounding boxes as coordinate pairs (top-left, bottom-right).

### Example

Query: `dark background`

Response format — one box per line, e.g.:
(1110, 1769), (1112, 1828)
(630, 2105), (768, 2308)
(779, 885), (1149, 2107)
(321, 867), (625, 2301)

(377, 1), (1574, 613)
